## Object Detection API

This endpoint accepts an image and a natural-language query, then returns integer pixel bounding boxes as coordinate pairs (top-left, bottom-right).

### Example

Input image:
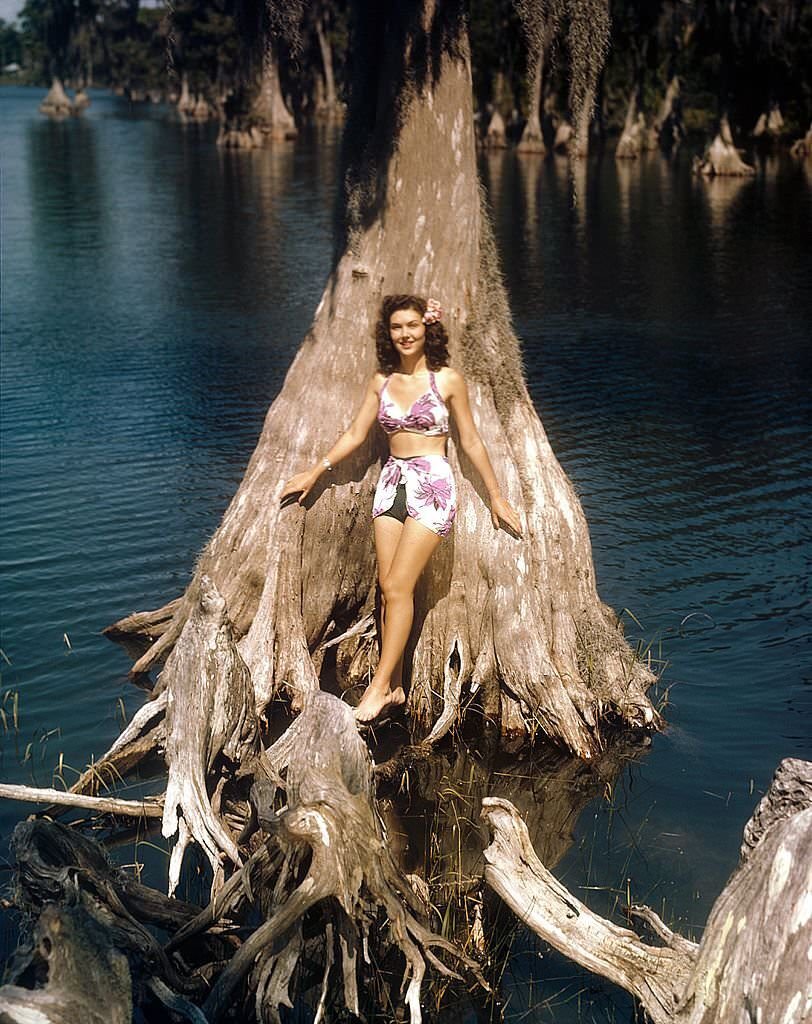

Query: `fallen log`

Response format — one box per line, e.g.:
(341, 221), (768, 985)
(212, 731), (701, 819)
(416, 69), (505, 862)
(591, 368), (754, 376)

(482, 757), (812, 1024)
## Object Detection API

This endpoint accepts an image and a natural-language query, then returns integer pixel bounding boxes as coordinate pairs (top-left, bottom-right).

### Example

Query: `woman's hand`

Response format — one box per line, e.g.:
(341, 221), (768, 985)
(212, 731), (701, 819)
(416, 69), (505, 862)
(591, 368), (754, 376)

(280, 466), (323, 504)
(490, 494), (523, 536)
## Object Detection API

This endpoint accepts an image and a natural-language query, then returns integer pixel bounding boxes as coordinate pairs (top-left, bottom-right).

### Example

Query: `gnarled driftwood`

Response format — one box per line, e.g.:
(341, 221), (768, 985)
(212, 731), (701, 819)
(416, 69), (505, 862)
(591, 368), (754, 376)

(1, 694), (484, 1023)
(482, 757), (812, 1024)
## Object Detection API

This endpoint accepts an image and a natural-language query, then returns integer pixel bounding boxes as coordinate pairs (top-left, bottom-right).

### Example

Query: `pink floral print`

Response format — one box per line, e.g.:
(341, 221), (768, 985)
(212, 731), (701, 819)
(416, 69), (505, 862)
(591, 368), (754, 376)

(373, 455), (457, 537)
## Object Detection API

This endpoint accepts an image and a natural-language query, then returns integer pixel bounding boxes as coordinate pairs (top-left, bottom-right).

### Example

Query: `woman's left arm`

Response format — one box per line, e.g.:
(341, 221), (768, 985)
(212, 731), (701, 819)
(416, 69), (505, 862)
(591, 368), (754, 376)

(444, 369), (523, 535)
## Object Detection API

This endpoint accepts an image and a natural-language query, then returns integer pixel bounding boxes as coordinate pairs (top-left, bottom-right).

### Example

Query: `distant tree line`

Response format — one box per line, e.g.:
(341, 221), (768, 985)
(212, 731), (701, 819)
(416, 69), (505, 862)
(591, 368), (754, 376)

(6, 0), (811, 140)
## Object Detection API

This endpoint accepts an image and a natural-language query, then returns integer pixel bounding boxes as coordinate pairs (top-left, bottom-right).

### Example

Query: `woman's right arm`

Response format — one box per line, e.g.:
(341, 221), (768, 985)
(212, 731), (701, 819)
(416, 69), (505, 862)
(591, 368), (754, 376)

(280, 375), (382, 503)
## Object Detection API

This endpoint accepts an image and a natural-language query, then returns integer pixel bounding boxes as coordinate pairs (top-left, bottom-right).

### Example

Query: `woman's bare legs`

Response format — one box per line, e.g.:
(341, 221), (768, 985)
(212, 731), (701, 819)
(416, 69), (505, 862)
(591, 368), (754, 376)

(355, 516), (442, 723)
(372, 515), (406, 691)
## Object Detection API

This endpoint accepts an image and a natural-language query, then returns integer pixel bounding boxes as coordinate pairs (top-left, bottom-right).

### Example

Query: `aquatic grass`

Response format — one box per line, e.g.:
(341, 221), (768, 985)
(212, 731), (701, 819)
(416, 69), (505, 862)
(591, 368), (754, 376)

(0, 690), (20, 735)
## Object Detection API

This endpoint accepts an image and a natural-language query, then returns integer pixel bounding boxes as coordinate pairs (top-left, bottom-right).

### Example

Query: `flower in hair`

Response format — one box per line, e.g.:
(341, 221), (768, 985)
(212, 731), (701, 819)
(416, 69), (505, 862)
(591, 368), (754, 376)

(422, 298), (443, 325)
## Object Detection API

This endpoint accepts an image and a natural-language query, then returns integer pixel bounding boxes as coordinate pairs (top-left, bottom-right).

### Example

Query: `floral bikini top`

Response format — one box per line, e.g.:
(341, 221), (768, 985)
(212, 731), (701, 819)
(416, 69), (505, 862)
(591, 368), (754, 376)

(377, 371), (450, 437)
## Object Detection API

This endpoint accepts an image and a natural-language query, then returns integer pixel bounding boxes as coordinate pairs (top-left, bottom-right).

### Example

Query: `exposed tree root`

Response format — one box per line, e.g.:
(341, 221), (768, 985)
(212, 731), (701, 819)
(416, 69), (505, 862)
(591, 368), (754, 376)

(1, 695), (487, 1023)
(104, 597), (182, 641)
(159, 575), (259, 895)
(0, 904), (133, 1024)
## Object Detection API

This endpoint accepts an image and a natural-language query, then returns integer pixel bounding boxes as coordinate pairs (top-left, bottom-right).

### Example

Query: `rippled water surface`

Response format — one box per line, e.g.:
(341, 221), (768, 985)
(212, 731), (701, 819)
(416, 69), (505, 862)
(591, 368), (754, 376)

(2, 86), (810, 1018)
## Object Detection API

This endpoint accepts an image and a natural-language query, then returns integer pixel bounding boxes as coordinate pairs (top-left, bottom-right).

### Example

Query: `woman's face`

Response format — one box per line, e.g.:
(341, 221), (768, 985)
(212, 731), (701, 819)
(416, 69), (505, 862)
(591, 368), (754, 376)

(389, 308), (426, 360)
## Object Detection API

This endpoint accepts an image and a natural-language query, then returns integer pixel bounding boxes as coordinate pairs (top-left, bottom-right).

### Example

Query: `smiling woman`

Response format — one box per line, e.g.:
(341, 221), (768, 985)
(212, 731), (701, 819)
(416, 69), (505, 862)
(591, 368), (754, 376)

(281, 292), (522, 723)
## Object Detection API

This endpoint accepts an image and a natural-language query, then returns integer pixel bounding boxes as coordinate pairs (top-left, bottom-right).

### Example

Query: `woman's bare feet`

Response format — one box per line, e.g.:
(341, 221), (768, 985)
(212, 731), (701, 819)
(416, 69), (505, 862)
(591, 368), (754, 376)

(354, 682), (406, 724)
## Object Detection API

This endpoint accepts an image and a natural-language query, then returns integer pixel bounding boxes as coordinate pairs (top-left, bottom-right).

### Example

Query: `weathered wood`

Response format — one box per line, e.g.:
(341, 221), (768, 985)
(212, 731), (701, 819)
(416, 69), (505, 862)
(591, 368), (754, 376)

(0, 782), (163, 819)
(104, 597), (182, 641)
(2, 818), (214, 1018)
(741, 757), (812, 862)
(160, 574), (259, 895)
(0, 905), (132, 1024)
(482, 796), (693, 1023)
(201, 692), (485, 1024)
(9, 819), (202, 941)
(482, 757), (812, 1024)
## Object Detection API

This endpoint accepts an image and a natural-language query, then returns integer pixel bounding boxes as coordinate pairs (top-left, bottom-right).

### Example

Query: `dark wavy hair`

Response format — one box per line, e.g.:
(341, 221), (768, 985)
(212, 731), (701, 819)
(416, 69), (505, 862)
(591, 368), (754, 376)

(375, 294), (450, 374)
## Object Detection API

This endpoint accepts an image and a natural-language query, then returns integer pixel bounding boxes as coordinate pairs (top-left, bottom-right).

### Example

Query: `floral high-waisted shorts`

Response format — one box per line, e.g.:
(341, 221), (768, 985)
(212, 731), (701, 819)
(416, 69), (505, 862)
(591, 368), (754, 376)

(372, 455), (457, 537)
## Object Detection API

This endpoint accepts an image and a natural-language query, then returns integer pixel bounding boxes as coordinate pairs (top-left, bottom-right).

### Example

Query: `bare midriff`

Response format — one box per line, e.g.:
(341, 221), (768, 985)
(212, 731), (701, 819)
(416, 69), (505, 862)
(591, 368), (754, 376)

(387, 431), (448, 459)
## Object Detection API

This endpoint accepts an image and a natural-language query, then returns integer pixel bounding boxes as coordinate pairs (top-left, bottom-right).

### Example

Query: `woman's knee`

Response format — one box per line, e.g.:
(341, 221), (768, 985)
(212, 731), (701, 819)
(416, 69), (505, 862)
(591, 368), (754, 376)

(380, 573), (412, 606)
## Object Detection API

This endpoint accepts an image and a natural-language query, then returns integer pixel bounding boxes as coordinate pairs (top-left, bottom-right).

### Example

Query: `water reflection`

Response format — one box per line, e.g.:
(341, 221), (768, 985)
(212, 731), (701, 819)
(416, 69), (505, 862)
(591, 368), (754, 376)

(25, 117), (107, 286)
(515, 152), (542, 251)
(377, 732), (650, 927)
(694, 172), (753, 231)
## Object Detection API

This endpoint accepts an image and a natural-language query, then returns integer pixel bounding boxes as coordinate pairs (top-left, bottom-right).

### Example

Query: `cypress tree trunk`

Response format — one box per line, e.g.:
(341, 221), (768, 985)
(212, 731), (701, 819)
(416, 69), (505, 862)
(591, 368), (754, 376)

(516, 47), (546, 154)
(693, 115), (756, 177)
(615, 88), (643, 158)
(108, 0), (657, 770)
(250, 44), (297, 139)
(314, 12), (340, 119)
(39, 77), (74, 117)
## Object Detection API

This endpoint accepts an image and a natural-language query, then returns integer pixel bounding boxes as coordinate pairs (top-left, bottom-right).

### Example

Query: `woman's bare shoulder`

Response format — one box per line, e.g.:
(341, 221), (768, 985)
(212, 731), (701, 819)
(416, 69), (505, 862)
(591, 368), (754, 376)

(437, 366), (465, 391)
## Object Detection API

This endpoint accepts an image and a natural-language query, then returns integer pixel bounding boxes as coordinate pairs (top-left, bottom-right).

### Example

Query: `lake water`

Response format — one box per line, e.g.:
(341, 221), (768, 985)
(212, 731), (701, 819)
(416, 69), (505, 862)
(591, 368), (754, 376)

(1, 86), (810, 1019)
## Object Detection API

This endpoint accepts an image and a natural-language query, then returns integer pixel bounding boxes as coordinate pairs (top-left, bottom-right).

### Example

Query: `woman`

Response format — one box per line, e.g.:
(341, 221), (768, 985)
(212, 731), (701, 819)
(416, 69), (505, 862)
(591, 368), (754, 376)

(281, 294), (522, 724)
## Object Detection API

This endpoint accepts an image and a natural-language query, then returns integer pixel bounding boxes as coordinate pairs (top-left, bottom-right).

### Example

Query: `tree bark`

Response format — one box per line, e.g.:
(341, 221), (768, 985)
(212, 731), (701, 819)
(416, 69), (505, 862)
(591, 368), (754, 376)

(106, 0), (656, 773)
(482, 757), (812, 1024)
